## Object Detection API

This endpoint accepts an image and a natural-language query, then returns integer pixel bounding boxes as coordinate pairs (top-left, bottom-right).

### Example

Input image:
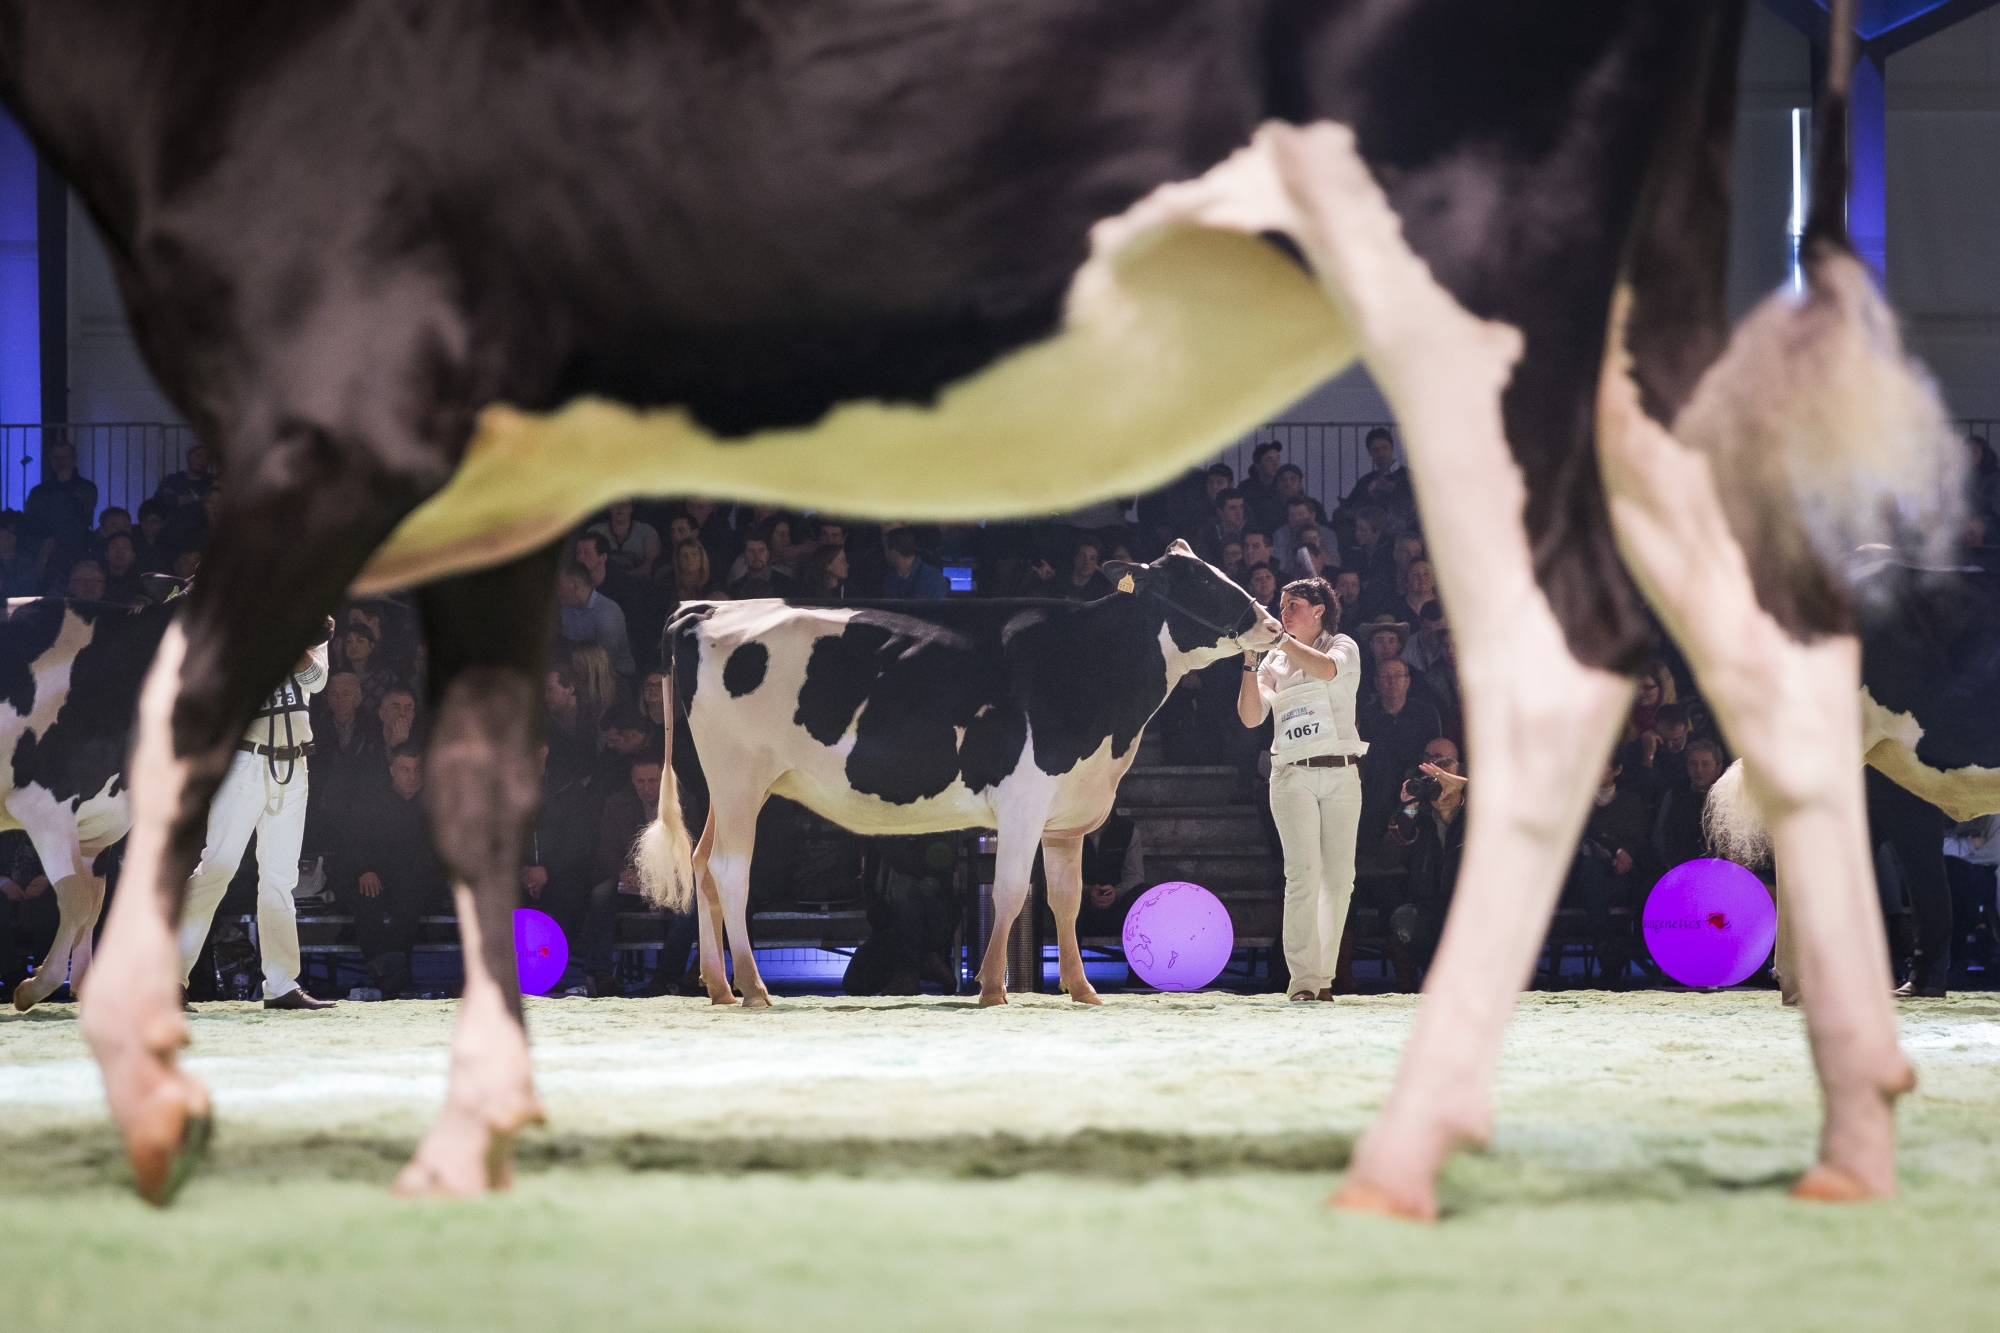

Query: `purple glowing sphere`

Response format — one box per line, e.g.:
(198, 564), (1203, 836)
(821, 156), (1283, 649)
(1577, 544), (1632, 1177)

(514, 907), (569, 996)
(1123, 881), (1234, 992)
(1641, 858), (1777, 988)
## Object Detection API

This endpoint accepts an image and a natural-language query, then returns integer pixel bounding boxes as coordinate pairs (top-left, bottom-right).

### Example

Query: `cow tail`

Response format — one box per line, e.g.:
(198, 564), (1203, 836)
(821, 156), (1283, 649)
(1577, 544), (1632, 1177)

(636, 629), (696, 914)
(1703, 759), (1771, 869)
(1669, 0), (1961, 628)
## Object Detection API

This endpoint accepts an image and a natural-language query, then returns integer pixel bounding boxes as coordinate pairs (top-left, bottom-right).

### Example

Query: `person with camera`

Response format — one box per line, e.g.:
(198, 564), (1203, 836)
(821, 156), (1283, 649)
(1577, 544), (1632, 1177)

(1383, 739), (1468, 988)
(1238, 577), (1364, 1002)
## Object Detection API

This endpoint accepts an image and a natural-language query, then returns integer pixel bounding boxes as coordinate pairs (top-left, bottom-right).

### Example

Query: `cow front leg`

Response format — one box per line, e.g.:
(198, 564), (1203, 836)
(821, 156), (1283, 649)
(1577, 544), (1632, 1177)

(81, 443), (423, 1204)
(396, 551), (558, 1196)
(975, 821), (1044, 1006)
(1598, 299), (1913, 1199)
(1041, 834), (1101, 1005)
(689, 811), (736, 1005)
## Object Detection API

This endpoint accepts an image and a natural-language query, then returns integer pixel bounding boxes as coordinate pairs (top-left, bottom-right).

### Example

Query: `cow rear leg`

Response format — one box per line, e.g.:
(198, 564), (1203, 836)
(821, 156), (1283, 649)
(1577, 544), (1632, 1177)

(690, 811), (737, 1006)
(395, 551), (558, 1196)
(1041, 834), (1101, 1005)
(707, 789), (772, 1007)
(11, 872), (102, 1010)
(1598, 327), (1911, 1199)
(82, 442), (423, 1203)
(975, 820), (1045, 1006)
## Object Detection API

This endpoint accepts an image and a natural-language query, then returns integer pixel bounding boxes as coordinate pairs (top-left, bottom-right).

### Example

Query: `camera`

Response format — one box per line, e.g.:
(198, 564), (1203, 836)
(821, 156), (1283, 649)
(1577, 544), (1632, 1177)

(1405, 773), (1444, 804)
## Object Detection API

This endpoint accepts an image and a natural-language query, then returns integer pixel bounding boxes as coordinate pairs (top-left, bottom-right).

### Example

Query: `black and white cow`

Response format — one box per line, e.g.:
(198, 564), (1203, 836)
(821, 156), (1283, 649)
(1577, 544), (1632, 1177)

(1, 597), (174, 1010)
(1, 0), (1962, 1213)
(640, 542), (1278, 1007)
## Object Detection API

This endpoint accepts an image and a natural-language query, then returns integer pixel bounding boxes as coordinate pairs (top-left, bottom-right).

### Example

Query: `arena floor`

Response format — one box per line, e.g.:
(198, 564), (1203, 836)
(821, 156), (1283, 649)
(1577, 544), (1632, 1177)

(4, 990), (2000, 1331)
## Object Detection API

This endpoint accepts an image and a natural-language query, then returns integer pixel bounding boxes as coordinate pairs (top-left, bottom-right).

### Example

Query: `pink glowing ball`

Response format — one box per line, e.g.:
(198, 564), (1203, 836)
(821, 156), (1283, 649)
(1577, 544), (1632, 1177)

(514, 907), (569, 996)
(1641, 858), (1777, 988)
(1123, 881), (1235, 992)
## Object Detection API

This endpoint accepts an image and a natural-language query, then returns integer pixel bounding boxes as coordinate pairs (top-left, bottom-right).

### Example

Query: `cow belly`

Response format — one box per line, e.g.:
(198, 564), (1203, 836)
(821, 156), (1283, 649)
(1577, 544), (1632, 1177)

(352, 139), (1360, 595)
(772, 770), (995, 838)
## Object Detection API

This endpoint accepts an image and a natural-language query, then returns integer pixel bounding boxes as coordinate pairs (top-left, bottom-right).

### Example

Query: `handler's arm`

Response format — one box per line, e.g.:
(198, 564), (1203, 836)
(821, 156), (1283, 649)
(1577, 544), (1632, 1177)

(1237, 650), (1272, 728)
(1276, 633), (1339, 681)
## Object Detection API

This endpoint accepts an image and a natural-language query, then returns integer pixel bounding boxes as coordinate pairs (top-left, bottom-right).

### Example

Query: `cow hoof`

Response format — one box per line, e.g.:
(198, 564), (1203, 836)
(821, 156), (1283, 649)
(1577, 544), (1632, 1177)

(10, 977), (35, 1012)
(1326, 1177), (1437, 1223)
(740, 991), (774, 1009)
(978, 988), (1008, 1007)
(127, 1077), (214, 1207)
(395, 1103), (544, 1197)
(1791, 1164), (1886, 1203)
(1064, 984), (1103, 1006)
(706, 989), (740, 1007)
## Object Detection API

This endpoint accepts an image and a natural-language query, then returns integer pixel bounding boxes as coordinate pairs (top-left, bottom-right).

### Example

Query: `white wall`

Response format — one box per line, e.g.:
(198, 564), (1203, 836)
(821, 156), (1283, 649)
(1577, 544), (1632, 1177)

(66, 198), (181, 425)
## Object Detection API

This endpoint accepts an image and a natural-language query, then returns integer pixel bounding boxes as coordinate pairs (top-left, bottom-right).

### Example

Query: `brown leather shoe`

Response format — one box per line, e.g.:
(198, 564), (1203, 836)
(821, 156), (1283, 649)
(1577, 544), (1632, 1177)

(263, 986), (336, 1011)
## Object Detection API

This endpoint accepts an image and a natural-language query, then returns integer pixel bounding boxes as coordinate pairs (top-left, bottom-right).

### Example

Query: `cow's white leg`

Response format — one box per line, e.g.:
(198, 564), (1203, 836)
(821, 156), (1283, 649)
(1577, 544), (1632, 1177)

(8, 787), (95, 1010)
(1260, 122), (1636, 1220)
(707, 787), (772, 1008)
(690, 810), (736, 1006)
(1598, 312), (1911, 1199)
(76, 623), (214, 1205)
(1041, 834), (1101, 1005)
(12, 872), (101, 1010)
(975, 817), (1046, 1006)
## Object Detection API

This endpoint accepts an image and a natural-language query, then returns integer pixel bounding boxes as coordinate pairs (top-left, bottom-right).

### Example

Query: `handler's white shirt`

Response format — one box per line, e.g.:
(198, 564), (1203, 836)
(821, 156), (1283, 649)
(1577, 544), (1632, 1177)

(242, 642), (327, 750)
(1254, 631), (1366, 763)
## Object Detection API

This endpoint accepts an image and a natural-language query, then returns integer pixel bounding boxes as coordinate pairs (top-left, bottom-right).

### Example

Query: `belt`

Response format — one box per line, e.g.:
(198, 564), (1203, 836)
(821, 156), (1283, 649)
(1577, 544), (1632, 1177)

(1285, 753), (1358, 769)
(240, 740), (314, 761)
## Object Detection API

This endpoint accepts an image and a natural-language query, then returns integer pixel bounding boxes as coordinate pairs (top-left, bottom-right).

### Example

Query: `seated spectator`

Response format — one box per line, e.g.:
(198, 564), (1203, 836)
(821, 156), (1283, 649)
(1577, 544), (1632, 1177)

(594, 703), (656, 790)
(1332, 569), (1364, 628)
(881, 527), (949, 599)
(522, 743), (599, 995)
(680, 497), (737, 571)
(309, 672), (378, 817)
(1272, 496), (1338, 574)
(1272, 463), (1327, 525)
(1247, 561), (1280, 614)
(566, 642), (617, 743)
(1203, 463), (1234, 509)
(1381, 737), (1467, 986)
(843, 834), (964, 995)
(1219, 538), (1246, 584)
(726, 531), (797, 600)
(1944, 813), (2000, 976)
(1006, 552), (1059, 597)
(100, 532), (147, 605)
(1062, 536), (1113, 601)
(1239, 441), (1287, 534)
(0, 511), (43, 598)
(0, 830), (56, 998)
(132, 499), (173, 573)
(1073, 810), (1148, 939)
(1397, 558), (1439, 626)
(1337, 427), (1415, 528)
(1402, 598), (1448, 673)
(91, 506), (133, 551)
(337, 744), (449, 999)
(154, 442), (217, 512)
(339, 620), (400, 715)
(1624, 701), (1695, 808)
(578, 530), (665, 673)
(1196, 488), (1251, 563)
(171, 548), (201, 581)
(799, 543), (850, 600)
(1354, 613), (1414, 699)
(1357, 657), (1444, 845)
(1361, 531), (1426, 620)
(589, 756), (698, 998)
(163, 479), (223, 559)
(1344, 506), (1394, 586)
(376, 686), (419, 758)
(1241, 529), (1275, 572)
(664, 538), (717, 604)
(64, 558), (107, 602)
(1623, 658), (1677, 746)
(544, 665), (598, 786)
(1654, 737), (1726, 870)
(638, 669), (670, 753)
(588, 499), (661, 578)
(558, 560), (636, 675)
(1566, 760), (1654, 985)
(25, 440), (98, 571)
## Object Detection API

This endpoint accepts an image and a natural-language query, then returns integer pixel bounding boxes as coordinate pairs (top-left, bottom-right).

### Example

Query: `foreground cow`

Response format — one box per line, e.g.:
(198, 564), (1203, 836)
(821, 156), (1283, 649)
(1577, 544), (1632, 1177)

(0, 0), (1963, 1213)
(1, 597), (173, 1010)
(640, 543), (1278, 1007)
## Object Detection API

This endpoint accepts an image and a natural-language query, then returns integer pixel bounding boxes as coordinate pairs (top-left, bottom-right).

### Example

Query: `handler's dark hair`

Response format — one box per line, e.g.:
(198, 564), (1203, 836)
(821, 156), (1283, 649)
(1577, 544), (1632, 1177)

(1280, 576), (1339, 633)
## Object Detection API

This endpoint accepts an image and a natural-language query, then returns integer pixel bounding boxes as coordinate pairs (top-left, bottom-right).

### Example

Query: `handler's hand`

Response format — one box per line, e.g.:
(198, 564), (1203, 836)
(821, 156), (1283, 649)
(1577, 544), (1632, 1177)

(358, 872), (383, 899)
(522, 865), (548, 898)
(1087, 883), (1117, 910)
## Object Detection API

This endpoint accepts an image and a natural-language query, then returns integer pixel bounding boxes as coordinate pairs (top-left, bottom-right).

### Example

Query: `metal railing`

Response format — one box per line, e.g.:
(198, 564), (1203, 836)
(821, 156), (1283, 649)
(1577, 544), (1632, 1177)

(0, 422), (199, 518)
(1210, 422), (1396, 506)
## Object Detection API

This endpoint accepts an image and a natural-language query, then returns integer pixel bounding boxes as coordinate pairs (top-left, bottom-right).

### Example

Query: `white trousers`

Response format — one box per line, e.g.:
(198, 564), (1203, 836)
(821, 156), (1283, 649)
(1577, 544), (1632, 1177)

(1269, 760), (1362, 994)
(176, 748), (308, 999)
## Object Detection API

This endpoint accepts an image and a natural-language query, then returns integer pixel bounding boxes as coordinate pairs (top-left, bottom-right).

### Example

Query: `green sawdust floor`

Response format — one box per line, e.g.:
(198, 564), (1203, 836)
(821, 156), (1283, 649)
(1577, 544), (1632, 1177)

(4, 991), (2000, 1331)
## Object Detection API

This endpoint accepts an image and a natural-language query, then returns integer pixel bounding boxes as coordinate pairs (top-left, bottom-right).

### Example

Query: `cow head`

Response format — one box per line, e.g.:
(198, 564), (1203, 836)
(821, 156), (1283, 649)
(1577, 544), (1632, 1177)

(1105, 539), (1281, 661)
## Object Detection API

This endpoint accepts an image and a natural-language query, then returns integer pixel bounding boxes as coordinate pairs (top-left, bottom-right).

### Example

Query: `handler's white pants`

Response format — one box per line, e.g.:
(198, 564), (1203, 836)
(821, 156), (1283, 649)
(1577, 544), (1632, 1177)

(176, 749), (308, 999)
(1269, 760), (1362, 995)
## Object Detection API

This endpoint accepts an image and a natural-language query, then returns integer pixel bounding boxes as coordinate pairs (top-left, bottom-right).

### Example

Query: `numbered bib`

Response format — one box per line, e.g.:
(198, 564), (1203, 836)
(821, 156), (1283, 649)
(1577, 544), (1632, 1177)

(1272, 691), (1337, 756)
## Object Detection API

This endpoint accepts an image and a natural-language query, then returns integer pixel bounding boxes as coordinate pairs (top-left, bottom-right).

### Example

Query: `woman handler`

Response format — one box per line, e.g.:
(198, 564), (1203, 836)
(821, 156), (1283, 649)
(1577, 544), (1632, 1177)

(1237, 577), (1365, 1001)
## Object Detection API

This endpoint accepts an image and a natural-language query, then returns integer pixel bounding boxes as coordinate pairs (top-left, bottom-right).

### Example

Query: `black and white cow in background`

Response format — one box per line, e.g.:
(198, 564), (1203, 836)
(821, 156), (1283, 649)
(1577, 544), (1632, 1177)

(1, 0), (1965, 1214)
(639, 542), (1279, 1007)
(1, 597), (174, 1010)
(1708, 557), (2000, 1001)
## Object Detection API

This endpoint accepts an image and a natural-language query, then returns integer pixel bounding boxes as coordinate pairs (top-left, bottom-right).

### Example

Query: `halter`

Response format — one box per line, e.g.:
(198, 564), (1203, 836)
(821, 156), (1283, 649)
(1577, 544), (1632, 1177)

(1125, 578), (1261, 650)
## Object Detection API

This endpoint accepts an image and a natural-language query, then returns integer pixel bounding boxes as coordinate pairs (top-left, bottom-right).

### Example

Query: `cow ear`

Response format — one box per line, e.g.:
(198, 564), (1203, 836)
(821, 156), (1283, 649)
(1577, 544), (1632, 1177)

(1167, 538), (1194, 557)
(1102, 560), (1149, 595)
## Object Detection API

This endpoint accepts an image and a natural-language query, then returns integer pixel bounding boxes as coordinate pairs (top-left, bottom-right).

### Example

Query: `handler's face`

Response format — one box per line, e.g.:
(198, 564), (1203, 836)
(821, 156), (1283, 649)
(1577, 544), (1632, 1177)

(1278, 594), (1321, 640)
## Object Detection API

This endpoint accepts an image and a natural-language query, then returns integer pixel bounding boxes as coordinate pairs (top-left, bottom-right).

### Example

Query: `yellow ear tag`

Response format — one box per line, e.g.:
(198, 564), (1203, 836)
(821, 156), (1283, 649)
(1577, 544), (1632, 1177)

(1117, 574), (1136, 594)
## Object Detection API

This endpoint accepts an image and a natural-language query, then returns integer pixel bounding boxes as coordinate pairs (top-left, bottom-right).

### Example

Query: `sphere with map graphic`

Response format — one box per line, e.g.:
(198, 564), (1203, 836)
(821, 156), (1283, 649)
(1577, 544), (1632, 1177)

(1121, 881), (1234, 991)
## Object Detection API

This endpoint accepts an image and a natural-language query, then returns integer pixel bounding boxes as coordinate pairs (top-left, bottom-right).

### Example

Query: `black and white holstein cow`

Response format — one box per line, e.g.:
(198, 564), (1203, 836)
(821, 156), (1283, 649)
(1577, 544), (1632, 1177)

(1, 0), (1964, 1214)
(1, 597), (174, 1010)
(641, 544), (1278, 1008)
